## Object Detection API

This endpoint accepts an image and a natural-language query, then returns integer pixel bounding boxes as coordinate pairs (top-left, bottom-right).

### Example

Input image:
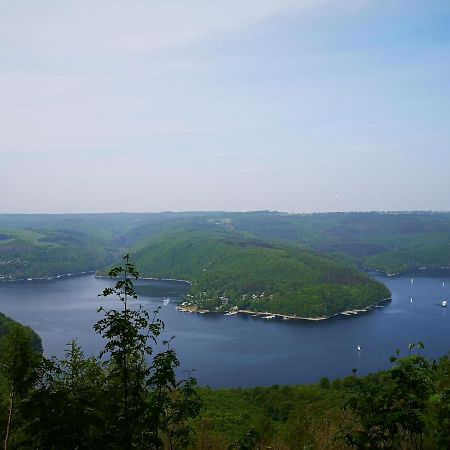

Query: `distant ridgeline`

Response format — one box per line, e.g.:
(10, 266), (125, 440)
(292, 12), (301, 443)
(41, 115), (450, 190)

(129, 230), (390, 318)
(0, 312), (42, 353)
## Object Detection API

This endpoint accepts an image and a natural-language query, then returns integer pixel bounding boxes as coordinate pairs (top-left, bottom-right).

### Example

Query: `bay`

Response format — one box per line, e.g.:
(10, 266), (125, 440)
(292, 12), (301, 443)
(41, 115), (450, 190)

(0, 270), (449, 388)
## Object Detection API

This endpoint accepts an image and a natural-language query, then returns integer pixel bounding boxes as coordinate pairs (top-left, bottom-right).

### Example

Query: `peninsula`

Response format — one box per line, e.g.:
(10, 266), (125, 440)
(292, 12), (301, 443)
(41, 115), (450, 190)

(129, 229), (391, 319)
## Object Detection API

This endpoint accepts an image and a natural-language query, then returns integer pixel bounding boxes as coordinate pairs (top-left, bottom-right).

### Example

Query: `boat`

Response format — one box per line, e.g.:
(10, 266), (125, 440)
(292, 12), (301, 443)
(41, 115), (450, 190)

(263, 314), (276, 319)
(411, 278), (414, 284)
(357, 345), (361, 352)
(410, 297), (414, 303)
(162, 297), (170, 305)
(442, 300), (448, 307)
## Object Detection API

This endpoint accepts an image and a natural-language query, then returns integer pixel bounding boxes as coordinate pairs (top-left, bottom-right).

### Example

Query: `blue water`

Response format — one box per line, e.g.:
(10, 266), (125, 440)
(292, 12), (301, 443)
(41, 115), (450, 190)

(0, 270), (449, 388)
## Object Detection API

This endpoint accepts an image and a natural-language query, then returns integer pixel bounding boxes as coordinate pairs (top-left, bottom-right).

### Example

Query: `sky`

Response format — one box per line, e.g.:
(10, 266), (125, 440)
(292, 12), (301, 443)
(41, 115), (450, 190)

(1, 1), (450, 214)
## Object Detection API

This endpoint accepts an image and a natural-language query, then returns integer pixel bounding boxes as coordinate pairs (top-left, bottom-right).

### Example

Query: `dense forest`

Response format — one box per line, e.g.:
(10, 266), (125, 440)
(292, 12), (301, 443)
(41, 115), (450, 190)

(128, 229), (389, 318)
(228, 211), (450, 275)
(2, 211), (450, 281)
(0, 264), (449, 449)
(0, 313), (41, 354)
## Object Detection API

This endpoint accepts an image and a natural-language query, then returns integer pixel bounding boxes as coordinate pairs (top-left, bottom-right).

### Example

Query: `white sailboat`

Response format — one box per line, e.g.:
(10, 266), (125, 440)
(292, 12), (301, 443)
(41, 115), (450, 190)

(410, 297), (414, 303)
(357, 345), (361, 352)
(442, 300), (448, 307)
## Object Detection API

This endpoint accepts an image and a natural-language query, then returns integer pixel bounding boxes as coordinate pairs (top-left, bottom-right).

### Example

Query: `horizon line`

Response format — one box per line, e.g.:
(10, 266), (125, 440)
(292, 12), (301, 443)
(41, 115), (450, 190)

(0, 209), (449, 216)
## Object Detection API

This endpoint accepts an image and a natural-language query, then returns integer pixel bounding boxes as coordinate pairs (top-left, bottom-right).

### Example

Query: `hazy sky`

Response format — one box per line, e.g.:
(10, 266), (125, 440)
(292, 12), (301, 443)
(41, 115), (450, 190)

(2, 1), (450, 213)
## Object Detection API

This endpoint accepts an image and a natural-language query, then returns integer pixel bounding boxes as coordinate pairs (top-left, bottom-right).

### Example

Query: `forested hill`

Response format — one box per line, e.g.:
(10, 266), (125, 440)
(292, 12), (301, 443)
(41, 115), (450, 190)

(0, 312), (42, 353)
(128, 229), (390, 318)
(226, 211), (450, 274)
(0, 212), (216, 280)
(2, 211), (450, 281)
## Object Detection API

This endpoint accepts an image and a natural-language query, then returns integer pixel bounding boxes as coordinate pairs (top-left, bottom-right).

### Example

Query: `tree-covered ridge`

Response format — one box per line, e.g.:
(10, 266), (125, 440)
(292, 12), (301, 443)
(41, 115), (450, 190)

(0, 213), (217, 280)
(227, 211), (450, 274)
(129, 230), (390, 318)
(0, 225), (116, 280)
(0, 312), (41, 354)
(3, 211), (450, 280)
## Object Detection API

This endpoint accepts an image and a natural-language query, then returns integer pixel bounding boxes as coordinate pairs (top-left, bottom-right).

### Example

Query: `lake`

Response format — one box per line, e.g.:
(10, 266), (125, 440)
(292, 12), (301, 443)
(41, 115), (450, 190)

(0, 270), (449, 388)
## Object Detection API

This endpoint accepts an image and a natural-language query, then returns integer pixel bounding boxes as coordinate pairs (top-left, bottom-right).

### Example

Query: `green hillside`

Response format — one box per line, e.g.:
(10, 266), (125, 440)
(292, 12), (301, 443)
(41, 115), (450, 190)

(0, 226), (115, 280)
(0, 312), (42, 353)
(3, 211), (450, 282)
(0, 212), (217, 280)
(226, 211), (450, 274)
(130, 229), (390, 318)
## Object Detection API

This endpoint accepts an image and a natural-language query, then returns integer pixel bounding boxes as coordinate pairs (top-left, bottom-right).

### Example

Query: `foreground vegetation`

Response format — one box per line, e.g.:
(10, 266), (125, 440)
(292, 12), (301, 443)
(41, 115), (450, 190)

(0, 258), (200, 449)
(192, 345), (450, 449)
(1, 326), (449, 448)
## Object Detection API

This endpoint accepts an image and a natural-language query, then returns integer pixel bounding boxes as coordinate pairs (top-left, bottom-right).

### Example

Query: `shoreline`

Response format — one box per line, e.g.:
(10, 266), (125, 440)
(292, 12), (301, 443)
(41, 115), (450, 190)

(5, 264), (450, 285)
(177, 296), (392, 322)
(139, 276), (192, 285)
(95, 274), (192, 285)
(1, 272), (192, 285)
(0, 271), (95, 283)
(364, 266), (450, 277)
